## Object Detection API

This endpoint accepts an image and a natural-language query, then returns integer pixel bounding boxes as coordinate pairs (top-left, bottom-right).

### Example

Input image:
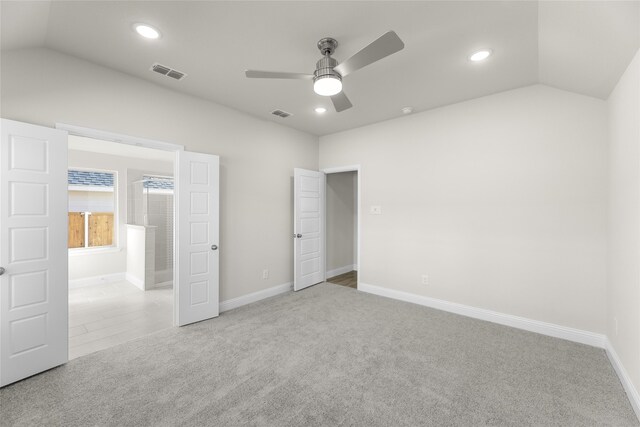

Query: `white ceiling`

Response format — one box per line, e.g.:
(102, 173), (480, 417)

(2, 1), (639, 136)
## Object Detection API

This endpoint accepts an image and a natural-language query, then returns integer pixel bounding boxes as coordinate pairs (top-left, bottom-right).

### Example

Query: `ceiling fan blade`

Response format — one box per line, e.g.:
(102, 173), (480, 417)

(245, 70), (314, 80)
(334, 31), (405, 77)
(331, 91), (353, 112)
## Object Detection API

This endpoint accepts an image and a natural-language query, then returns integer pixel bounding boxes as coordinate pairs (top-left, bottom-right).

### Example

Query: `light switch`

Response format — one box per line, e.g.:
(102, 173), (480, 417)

(370, 205), (382, 215)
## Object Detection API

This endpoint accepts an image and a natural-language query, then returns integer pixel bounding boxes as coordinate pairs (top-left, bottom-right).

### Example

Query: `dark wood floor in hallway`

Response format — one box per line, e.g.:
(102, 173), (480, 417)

(327, 270), (357, 288)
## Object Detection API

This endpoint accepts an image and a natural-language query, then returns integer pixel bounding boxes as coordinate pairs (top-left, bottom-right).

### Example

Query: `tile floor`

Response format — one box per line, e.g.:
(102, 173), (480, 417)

(68, 281), (173, 359)
(326, 270), (357, 288)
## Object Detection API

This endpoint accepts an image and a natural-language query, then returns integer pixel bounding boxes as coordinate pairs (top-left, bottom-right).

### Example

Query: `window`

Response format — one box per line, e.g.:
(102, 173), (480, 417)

(68, 170), (116, 249)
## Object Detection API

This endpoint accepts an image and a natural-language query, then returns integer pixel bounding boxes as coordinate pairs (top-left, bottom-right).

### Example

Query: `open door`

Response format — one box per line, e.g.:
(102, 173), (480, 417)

(293, 168), (325, 291)
(0, 119), (68, 387)
(175, 151), (219, 326)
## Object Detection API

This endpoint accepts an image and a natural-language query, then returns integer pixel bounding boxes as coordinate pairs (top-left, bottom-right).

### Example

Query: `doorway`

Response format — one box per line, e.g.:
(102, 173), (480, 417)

(0, 118), (221, 386)
(323, 167), (359, 290)
(66, 135), (175, 359)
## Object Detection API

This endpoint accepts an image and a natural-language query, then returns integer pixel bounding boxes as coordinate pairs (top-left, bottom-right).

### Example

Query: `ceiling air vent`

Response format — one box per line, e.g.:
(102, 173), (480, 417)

(271, 109), (292, 118)
(150, 63), (187, 81)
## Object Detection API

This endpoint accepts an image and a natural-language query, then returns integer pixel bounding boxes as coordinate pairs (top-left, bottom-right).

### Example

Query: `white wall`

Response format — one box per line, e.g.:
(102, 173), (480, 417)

(608, 49), (640, 402)
(2, 48), (618, 343)
(326, 171), (356, 273)
(67, 148), (172, 281)
(125, 225), (148, 290)
(2, 48), (318, 300)
(320, 84), (608, 333)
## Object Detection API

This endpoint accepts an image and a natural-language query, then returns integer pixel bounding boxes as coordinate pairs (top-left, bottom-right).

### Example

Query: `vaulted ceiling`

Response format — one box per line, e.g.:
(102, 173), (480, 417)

(2, 1), (638, 136)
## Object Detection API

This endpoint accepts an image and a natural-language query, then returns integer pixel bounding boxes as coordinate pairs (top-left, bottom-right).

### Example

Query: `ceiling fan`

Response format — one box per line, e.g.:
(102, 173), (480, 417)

(245, 31), (405, 113)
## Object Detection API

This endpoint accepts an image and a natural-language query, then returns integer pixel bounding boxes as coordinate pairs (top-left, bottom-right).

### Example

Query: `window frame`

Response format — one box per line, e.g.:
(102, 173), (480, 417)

(67, 168), (119, 252)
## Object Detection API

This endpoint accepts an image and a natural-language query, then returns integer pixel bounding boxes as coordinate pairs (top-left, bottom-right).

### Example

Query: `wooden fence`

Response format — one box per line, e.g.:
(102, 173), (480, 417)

(68, 212), (114, 248)
(68, 213), (85, 248)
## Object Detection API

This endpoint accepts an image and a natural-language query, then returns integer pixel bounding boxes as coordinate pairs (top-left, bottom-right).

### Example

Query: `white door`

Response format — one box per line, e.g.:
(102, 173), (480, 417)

(175, 151), (219, 326)
(0, 119), (68, 387)
(293, 168), (325, 291)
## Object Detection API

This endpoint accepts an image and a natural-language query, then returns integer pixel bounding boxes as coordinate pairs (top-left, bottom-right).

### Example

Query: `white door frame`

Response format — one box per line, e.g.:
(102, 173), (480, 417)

(56, 123), (184, 326)
(320, 165), (361, 290)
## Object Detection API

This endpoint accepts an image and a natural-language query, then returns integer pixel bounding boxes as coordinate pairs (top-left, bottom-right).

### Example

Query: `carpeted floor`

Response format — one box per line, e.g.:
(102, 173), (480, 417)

(1, 283), (637, 426)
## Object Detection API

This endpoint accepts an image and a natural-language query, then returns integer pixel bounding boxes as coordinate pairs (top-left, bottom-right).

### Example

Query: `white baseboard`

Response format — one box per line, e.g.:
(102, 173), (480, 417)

(125, 273), (144, 291)
(606, 339), (640, 421)
(69, 272), (125, 289)
(358, 282), (606, 348)
(326, 265), (357, 278)
(219, 282), (293, 313)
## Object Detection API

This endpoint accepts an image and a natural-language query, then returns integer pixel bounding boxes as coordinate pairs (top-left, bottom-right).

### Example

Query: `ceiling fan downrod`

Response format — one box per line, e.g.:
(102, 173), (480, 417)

(314, 37), (342, 85)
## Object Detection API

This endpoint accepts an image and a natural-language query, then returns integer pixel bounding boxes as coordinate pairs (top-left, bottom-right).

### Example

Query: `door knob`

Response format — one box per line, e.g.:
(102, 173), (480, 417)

(0, 267), (5, 276)
(211, 245), (218, 251)
(296, 234), (302, 238)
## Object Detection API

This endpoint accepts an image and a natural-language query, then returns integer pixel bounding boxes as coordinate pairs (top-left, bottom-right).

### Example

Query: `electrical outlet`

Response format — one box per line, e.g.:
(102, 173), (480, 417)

(614, 317), (618, 336)
(262, 269), (269, 280)
(421, 274), (429, 285)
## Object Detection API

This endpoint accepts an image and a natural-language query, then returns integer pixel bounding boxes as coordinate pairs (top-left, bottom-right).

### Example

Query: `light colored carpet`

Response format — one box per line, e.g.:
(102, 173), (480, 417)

(1, 283), (637, 426)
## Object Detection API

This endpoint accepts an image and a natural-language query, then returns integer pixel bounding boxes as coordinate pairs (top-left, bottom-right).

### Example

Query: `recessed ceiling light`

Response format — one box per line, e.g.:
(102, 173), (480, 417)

(469, 49), (492, 62)
(134, 24), (161, 39)
(314, 107), (327, 114)
(401, 107), (413, 114)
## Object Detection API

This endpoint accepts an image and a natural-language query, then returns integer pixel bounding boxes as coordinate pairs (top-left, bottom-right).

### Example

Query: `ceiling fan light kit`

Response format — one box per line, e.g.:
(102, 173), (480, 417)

(313, 38), (342, 96)
(245, 30), (405, 113)
(313, 75), (342, 96)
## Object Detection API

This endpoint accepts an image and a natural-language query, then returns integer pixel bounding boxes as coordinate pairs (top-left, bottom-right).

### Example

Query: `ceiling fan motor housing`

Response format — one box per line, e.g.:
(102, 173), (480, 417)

(314, 56), (341, 84)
